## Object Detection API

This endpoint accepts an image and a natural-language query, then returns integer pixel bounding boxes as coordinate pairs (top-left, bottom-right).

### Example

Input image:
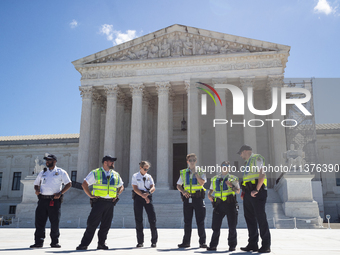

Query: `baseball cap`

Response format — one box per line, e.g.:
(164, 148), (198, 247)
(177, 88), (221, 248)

(43, 153), (57, 161)
(237, 145), (252, 155)
(102, 155), (117, 163)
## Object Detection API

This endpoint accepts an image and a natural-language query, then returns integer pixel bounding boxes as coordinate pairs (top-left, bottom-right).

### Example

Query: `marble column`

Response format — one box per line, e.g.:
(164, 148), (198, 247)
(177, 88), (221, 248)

(156, 81), (171, 188)
(148, 98), (155, 165)
(77, 86), (93, 180)
(267, 75), (287, 178)
(213, 79), (228, 164)
(185, 80), (200, 165)
(168, 92), (175, 187)
(240, 76), (257, 152)
(142, 92), (150, 161)
(89, 92), (102, 170)
(129, 83), (144, 184)
(99, 99), (106, 165)
(115, 92), (125, 173)
(123, 100), (132, 185)
(104, 84), (119, 157)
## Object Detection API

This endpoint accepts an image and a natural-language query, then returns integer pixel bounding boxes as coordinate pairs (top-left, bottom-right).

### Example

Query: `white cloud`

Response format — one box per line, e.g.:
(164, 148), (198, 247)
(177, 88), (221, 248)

(70, 19), (78, 28)
(99, 24), (138, 45)
(314, 0), (335, 15)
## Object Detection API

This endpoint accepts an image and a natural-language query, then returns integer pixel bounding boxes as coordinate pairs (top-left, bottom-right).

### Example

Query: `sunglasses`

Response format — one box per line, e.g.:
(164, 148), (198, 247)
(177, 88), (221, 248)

(188, 159), (196, 162)
(143, 168), (149, 171)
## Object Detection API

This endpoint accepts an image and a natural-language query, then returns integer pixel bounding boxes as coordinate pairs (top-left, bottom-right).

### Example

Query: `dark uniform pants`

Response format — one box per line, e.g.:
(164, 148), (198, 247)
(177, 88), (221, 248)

(134, 195), (158, 244)
(243, 188), (271, 248)
(80, 199), (114, 246)
(209, 201), (238, 248)
(182, 197), (206, 245)
(34, 198), (61, 245)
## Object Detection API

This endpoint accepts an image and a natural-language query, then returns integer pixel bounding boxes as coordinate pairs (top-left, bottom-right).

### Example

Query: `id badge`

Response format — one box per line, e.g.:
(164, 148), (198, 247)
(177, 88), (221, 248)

(42, 178), (46, 185)
(188, 197), (192, 203)
(49, 200), (54, 207)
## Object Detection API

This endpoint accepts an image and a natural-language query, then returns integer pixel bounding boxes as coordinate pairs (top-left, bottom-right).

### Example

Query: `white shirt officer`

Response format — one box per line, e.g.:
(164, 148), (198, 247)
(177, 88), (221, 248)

(132, 171), (155, 191)
(34, 167), (71, 196)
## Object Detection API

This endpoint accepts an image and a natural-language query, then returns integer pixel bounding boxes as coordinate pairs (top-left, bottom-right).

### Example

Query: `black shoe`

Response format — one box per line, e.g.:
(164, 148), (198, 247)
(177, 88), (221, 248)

(178, 243), (190, 248)
(97, 243), (109, 250)
(76, 245), (88, 250)
(258, 247), (271, 253)
(207, 246), (217, 251)
(50, 243), (61, 248)
(229, 247), (236, 251)
(30, 244), (43, 248)
(200, 244), (208, 248)
(136, 243), (143, 248)
(151, 243), (157, 248)
(240, 245), (258, 252)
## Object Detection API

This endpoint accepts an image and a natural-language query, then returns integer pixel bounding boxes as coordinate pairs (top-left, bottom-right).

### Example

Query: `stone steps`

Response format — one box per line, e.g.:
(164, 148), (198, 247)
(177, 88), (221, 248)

(13, 188), (322, 229)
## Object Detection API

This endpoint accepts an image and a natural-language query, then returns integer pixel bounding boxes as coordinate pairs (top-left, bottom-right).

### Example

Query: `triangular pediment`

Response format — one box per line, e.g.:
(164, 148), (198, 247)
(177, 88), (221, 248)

(72, 24), (290, 67)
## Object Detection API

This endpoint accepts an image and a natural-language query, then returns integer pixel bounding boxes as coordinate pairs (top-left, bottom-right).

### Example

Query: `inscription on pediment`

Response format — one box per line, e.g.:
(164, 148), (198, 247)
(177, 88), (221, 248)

(86, 32), (275, 64)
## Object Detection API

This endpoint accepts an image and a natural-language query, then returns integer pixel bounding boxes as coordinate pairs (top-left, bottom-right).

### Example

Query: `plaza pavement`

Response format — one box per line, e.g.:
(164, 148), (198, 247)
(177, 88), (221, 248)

(0, 228), (339, 255)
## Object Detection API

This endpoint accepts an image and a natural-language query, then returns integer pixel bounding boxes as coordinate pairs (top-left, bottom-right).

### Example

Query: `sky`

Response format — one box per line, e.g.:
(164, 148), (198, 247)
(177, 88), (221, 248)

(0, 0), (339, 136)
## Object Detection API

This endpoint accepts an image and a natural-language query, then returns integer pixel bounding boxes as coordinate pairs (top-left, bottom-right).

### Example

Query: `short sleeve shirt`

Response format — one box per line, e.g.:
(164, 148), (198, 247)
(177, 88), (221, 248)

(33, 167), (71, 195)
(177, 168), (207, 185)
(131, 171), (155, 191)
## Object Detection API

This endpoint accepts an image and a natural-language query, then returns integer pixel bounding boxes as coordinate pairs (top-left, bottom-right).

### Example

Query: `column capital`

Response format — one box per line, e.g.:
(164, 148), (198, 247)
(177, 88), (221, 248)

(155, 81), (171, 96)
(267, 75), (284, 87)
(79, 86), (93, 99)
(129, 83), (144, 97)
(104, 84), (119, 98)
(240, 76), (255, 88)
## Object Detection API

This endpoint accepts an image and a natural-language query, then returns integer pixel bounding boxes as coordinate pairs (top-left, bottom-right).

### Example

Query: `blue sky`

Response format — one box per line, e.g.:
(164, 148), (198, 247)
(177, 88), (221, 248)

(0, 0), (339, 136)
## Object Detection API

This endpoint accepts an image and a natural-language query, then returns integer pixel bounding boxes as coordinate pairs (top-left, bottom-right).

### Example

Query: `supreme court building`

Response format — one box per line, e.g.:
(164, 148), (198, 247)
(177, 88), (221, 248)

(72, 24), (290, 188)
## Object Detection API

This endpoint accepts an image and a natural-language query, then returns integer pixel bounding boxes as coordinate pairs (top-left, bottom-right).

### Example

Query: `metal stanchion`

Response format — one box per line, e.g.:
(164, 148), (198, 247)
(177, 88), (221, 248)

(294, 217), (297, 229)
(122, 217), (125, 228)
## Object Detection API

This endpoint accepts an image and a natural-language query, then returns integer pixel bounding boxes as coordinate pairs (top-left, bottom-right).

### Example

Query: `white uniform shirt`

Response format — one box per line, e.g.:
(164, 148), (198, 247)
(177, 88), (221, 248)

(84, 168), (123, 199)
(177, 168), (207, 185)
(131, 171), (154, 191)
(33, 167), (71, 195)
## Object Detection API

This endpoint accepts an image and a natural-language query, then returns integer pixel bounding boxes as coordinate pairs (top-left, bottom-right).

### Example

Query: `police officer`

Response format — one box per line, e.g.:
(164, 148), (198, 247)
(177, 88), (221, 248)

(238, 145), (271, 253)
(207, 161), (240, 251)
(76, 155), (124, 250)
(132, 161), (158, 248)
(177, 153), (207, 248)
(30, 154), (71, 248)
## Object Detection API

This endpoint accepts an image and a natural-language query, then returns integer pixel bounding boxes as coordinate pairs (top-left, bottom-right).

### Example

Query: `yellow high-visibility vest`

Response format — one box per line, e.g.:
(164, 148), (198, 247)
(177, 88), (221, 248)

(92, 168), (121, 198)
(242, 154), (267, 187)
(211, 174), (238, 201)
(180, 168), (206, 193)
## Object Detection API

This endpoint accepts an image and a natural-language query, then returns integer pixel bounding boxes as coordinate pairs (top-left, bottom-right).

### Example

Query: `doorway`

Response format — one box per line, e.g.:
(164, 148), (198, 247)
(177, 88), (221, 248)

(172, 143), (188, 189)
